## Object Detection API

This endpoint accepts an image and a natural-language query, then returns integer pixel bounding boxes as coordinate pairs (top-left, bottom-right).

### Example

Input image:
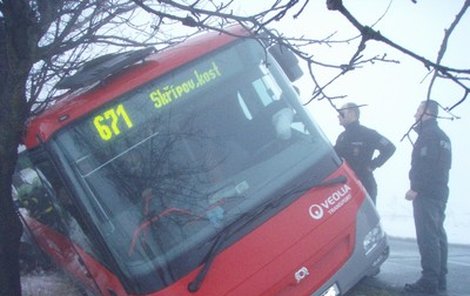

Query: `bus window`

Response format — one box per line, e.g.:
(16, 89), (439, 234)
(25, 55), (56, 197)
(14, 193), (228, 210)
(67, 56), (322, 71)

(14, 167), (57, 229)
(253, 63), (283, 106)
(15, 153), (97, 257)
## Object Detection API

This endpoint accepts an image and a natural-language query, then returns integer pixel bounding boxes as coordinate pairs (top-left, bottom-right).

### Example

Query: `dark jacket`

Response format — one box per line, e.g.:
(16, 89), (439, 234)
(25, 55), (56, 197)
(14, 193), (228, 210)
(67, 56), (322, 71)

(335, 121), (396, 187)
(409, 119), (451, 200)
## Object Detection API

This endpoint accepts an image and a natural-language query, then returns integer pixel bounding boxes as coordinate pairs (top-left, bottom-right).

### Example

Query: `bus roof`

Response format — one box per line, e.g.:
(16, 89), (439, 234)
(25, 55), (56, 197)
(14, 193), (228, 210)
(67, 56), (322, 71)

(24, 26), (249, 149)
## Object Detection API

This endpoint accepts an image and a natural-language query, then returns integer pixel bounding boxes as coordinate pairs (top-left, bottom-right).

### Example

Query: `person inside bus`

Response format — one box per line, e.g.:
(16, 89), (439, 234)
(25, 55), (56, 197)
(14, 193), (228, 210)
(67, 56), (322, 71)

(334, 102), (396, 204)
(272, 107), (295, 141)
(16, 181), (56, 227)
(249, 100), (299, 158)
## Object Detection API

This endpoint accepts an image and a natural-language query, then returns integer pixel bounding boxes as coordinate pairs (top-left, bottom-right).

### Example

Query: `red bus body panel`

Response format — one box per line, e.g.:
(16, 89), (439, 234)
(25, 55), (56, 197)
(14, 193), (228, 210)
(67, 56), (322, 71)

(148, 164), (362, 296)
(25, 163), (364, 296)
(23, 216), (128, 295)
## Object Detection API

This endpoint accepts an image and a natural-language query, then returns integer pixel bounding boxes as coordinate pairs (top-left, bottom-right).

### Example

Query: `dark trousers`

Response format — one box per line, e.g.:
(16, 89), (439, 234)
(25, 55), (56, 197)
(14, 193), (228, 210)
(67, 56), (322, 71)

(360, 174), (377, 204)
(412, 196), (448, 285)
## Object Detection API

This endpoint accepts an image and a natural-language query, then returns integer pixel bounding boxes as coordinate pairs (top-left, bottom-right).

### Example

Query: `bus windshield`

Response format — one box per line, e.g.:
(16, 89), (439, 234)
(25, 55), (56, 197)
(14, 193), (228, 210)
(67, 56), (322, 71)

(50, 39), (337, 292)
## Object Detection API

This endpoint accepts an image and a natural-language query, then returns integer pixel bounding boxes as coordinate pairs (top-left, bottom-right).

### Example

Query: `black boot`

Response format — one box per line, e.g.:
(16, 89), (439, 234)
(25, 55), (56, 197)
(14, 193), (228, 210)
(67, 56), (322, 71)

(404, 278), (438, 294)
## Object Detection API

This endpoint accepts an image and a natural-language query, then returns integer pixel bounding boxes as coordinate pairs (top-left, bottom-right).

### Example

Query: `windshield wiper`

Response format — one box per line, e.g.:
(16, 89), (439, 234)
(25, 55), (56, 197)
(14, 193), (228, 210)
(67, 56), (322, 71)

(187, 174), (347, 292)
(266, 174), (348, 210)
(188, 229), (229, 292)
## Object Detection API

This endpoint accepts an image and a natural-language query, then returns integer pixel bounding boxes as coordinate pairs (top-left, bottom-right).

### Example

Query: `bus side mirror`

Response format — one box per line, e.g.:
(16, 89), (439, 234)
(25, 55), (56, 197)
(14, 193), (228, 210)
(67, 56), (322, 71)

(269, 44), (303, 82)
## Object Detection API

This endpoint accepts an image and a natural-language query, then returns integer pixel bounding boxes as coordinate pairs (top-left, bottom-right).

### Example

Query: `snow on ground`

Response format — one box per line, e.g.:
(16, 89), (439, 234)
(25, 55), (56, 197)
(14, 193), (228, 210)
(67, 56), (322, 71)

(21, 270), (82, 296)
(381, 207), (470, 246)
(377, 186), (470, 246)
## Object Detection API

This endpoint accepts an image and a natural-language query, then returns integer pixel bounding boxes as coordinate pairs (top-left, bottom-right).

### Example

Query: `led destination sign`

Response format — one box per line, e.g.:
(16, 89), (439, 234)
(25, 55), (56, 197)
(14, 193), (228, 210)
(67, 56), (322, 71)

(91, 61), (224, 141)
(149, 62), (222, 109)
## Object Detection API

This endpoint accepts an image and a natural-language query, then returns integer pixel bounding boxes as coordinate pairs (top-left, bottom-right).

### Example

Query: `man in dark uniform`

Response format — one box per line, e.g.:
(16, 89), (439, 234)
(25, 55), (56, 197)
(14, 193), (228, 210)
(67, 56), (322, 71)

(404, 100), (452, 294)
(334, 102), (396, 204)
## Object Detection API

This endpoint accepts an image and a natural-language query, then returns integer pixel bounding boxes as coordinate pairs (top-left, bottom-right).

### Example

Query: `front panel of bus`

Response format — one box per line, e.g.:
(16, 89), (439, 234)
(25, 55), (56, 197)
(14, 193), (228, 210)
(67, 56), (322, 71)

(16, 38), (388, 295)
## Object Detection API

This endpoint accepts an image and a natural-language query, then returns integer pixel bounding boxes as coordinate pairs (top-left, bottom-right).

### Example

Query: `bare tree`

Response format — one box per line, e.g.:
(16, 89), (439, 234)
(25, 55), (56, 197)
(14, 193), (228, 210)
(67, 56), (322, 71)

(133, 0), (469, 131)
(324, 0), (469, 140)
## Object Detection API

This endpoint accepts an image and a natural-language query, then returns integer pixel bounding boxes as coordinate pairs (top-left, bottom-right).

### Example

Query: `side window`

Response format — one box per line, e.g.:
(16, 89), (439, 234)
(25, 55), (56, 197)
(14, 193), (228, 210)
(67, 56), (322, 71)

(14, 153), (97, 257)
(252, 79), (274, 106)
(255, 63), (283, 105)
(238, 63), (284, 121)
(14, 166), (57, 228)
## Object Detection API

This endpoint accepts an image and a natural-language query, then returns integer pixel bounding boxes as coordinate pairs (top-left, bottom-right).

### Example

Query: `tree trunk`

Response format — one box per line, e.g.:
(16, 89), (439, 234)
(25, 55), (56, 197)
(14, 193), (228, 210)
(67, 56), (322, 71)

(1, 0), (42, 292)
(0, 61), (30, 295)
(0, 164), (24, 296)
(1, 25), (33, 296)
(0, 71), (27, 294)
(0, 66), (32, 295)
(1, 1), (44, 294)
(0, 78), (30, 295)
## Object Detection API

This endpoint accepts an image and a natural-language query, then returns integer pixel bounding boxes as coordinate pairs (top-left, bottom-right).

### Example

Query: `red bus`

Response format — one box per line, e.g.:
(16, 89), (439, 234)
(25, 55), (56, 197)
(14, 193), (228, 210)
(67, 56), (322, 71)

(14, 26), (388, 296)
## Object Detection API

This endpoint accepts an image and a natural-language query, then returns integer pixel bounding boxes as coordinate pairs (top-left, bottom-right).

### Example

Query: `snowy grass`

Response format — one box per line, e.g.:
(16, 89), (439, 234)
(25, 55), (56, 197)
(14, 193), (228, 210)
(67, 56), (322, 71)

(21, 270), (82, 296)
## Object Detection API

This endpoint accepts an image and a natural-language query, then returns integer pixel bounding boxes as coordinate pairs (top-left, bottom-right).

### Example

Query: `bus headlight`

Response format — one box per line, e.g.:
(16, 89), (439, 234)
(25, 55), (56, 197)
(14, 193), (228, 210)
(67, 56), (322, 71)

(363, 223), (384, 256)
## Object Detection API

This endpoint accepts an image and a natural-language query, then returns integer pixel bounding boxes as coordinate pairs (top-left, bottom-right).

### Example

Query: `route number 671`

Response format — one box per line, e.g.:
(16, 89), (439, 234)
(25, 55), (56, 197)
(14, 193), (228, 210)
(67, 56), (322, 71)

(93, 104), (133, 141)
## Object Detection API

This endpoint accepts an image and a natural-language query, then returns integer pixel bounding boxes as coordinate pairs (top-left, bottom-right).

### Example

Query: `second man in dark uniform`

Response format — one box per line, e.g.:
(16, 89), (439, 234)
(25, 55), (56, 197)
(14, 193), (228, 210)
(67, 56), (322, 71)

(334, 102), (396, 204)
